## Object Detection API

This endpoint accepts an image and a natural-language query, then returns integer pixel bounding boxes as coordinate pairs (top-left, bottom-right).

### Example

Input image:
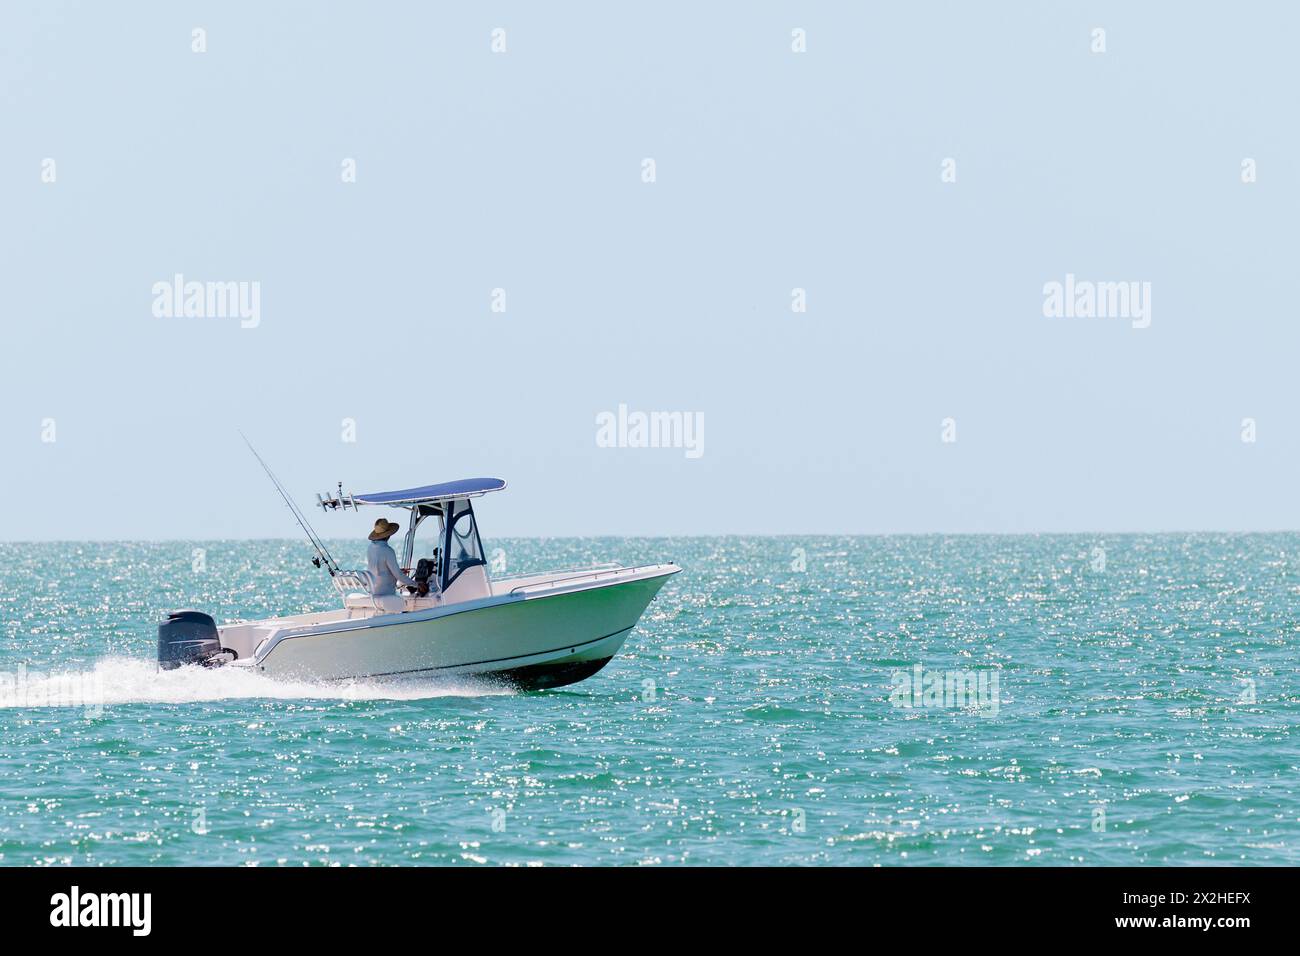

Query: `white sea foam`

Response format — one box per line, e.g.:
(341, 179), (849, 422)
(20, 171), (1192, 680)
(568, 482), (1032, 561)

(0, 656), (512, 709)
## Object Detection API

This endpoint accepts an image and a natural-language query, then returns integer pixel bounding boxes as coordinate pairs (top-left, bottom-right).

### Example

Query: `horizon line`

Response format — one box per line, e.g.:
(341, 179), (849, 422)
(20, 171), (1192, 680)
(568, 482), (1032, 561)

(4, 529), (1300, 545)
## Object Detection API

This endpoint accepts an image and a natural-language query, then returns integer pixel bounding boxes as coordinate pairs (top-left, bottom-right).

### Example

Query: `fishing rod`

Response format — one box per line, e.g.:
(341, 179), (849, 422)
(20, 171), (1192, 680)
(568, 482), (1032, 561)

(239, 432), (341, 576)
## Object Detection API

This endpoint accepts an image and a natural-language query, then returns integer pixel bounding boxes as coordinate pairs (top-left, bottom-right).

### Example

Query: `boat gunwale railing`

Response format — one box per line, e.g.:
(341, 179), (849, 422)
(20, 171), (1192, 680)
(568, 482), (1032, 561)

(508, 563), (676, 596)
(491, 562), (622, 582)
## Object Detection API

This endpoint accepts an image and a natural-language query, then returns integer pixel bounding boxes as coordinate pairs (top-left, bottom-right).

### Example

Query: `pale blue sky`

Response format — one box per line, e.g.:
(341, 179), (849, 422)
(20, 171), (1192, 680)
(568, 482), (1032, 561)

(3, 2), (1297, 540)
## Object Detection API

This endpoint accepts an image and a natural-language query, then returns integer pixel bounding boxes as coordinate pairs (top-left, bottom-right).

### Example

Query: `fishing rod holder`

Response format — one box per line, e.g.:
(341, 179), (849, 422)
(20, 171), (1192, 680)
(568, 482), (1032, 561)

(317, 482), (358, 511)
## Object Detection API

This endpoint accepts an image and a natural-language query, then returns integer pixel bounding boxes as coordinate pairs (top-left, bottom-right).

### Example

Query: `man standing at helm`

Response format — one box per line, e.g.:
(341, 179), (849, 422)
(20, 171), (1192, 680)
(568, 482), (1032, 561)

(366, 518), (417, 596)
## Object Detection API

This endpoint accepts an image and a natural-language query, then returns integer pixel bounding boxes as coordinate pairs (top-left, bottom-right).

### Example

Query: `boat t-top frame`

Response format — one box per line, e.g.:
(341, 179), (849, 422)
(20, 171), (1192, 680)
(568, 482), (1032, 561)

(318, 477), (507, 593)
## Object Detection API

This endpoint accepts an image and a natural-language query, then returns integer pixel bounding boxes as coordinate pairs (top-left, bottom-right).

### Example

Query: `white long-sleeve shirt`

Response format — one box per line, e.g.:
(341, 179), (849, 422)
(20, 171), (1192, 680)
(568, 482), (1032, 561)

(367, 539), (416, 596)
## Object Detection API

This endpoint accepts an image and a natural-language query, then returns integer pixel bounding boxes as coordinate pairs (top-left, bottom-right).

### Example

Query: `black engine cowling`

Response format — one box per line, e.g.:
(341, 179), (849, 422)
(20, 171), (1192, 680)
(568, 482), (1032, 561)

(158, 610), (224, 669)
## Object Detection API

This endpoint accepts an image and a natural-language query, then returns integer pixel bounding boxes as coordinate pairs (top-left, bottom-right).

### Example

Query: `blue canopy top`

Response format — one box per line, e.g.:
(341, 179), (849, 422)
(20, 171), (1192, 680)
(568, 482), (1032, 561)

(352, 477), (507, 506)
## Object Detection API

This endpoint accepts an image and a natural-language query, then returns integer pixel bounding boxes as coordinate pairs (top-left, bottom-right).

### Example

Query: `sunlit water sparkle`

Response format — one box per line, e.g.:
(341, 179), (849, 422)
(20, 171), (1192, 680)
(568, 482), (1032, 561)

(1, 536), (1297, 865)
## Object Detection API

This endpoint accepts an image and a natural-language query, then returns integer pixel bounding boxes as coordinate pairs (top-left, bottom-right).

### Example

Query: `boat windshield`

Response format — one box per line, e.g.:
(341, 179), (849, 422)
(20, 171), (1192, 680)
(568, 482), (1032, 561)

(444, 499), (486, 587)
(407, 506), (444, 579)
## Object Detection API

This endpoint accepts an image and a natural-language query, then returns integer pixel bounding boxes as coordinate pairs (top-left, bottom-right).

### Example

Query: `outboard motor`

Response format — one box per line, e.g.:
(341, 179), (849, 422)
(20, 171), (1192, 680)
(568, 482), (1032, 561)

(158, 610), (225, 669)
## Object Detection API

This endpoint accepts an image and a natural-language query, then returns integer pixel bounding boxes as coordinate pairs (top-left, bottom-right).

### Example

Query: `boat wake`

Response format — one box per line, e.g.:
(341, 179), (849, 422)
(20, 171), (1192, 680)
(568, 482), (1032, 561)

(0, 656), (515, 708)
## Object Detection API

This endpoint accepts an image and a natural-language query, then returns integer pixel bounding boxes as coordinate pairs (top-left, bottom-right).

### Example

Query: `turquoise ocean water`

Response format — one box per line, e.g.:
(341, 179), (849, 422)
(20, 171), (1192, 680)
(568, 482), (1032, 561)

(0, 535), (1296, 866)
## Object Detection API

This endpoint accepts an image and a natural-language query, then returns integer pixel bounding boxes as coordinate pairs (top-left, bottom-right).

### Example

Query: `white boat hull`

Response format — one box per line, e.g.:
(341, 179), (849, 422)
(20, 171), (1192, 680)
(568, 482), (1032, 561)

(231, 568), (676, 689)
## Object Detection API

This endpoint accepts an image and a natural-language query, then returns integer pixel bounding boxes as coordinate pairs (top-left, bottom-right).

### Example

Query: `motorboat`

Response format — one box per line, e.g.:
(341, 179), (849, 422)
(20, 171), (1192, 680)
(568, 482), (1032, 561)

(158, 475), (680, 690)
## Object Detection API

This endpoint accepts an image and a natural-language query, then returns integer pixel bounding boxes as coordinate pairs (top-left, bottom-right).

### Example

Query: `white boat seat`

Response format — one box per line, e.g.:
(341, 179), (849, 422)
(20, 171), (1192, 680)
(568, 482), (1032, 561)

(344, 592), (405, 614)
(333, 570), (405, 615)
